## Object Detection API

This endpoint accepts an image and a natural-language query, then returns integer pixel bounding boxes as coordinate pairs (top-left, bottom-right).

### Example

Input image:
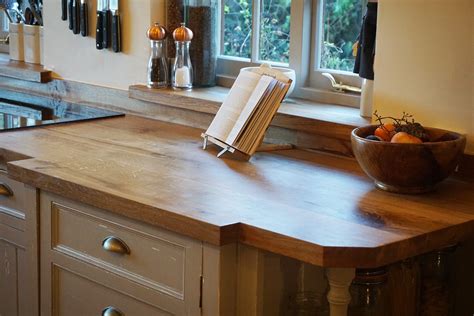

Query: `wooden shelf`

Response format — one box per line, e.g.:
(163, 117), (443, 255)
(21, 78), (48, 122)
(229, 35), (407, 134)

(0, 54), (51, 83)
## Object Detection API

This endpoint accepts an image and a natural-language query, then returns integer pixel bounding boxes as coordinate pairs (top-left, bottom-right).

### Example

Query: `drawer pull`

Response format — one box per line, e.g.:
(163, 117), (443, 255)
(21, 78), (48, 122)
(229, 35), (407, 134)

(102, 236), (130, 255)
(102, 306), (124, 316)
(0, 183), (13, 197)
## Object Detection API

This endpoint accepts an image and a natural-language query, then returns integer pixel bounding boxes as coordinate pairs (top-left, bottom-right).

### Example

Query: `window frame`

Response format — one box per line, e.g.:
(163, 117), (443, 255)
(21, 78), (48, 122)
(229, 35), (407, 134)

(216, 0), (362, 108)
(0, 12), (9, 54)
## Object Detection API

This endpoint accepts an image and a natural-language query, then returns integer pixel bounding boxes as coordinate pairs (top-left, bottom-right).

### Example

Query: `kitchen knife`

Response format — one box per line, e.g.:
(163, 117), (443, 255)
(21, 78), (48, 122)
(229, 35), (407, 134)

(110, 0), (120, 53)
(68, 0), (73, 30)
(102, 0), (111, 49)
(72, 0), (80, 34)
(80, 0), (88, 37)
(61, 0), (67, 20)
(96, 0), (104, 49)
(28, 0), (42, 25)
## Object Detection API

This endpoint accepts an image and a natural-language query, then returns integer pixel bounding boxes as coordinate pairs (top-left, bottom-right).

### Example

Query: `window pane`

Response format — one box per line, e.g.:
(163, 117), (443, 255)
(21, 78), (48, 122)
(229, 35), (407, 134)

(259, 0), (291, 64)
(223, 0), (253, 59)
(320, 0), (366, 72)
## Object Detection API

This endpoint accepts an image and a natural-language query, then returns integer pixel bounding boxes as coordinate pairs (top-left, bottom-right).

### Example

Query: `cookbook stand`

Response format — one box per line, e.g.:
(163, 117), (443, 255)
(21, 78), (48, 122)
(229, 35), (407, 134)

(201, 133), (293, 161)
(201, 133), (251, 161)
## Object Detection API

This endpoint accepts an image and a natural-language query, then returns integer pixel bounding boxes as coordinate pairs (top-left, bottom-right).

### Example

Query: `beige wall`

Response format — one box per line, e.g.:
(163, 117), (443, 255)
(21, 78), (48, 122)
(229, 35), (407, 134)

(42, 0), (474, 153)
(374, 0), (474, 153)
(43, 0), (165, 90)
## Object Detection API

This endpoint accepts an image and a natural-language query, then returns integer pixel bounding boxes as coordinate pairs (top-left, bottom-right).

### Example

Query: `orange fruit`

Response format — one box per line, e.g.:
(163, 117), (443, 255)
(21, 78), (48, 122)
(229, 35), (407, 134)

(391, 132), (423, 144)
(374, 123), (396, 141)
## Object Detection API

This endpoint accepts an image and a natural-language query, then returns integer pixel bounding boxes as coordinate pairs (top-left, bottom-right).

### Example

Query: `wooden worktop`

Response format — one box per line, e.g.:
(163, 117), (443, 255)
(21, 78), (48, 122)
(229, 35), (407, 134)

(0, 115), (473, 268)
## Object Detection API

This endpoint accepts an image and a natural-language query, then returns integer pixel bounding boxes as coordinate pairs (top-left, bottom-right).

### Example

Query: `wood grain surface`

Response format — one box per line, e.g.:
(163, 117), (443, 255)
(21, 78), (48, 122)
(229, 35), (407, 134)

(0, 55), (51, 83)
(0, 115), (473, 268)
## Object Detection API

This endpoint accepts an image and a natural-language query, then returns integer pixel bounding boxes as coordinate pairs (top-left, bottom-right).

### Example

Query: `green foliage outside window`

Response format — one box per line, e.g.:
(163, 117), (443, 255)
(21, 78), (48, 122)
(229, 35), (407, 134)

(222, 0), (365, 71)
(223, 0), (253, 59)
(321, 0), (366, 71)
(223, 0), (291, 63)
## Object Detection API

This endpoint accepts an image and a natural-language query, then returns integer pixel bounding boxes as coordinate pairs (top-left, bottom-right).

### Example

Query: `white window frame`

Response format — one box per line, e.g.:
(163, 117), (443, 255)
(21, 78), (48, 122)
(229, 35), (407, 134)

(216, 0), (363, 107)
(0, 12), (9, 54)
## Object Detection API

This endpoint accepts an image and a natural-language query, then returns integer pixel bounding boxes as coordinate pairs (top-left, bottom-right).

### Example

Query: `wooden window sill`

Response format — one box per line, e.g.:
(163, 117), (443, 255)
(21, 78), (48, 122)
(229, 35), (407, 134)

(129, 85), (370, 144)
(0, 53), (51, 83)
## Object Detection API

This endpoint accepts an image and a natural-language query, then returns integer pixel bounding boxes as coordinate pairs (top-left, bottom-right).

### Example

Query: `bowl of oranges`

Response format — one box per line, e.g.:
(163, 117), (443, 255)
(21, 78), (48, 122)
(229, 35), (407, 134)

(351, 112), (466, 194)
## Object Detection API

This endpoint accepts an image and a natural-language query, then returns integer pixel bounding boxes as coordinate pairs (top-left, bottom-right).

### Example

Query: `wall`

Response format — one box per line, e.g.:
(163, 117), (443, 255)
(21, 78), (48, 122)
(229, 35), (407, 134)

(43, 0), (165, 90)
(374, 0), (474, 153)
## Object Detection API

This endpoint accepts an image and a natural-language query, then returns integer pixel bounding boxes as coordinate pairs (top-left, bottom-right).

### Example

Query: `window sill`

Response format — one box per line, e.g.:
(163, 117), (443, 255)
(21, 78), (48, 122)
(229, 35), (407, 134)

(129, 85), (370, 155)
(0, 53), (51, 83)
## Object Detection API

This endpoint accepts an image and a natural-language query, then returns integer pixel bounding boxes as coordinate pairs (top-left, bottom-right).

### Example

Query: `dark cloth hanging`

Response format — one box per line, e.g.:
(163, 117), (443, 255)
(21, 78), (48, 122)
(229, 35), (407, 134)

(354, 2), (378, 80)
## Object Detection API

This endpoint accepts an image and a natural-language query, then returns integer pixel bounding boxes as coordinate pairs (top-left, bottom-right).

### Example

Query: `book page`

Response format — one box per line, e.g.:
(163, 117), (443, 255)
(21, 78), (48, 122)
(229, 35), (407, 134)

(248, 82), (290, 154)
(235, 80), (290, 154)
(225, 75), (275, 145)
(237, 80), (278, 152)
(205, 71), (262, 142)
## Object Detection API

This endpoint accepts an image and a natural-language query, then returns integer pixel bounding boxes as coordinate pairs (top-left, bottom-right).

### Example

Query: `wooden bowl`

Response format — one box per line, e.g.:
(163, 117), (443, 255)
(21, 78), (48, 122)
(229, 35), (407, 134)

(351, 125), (466, 194)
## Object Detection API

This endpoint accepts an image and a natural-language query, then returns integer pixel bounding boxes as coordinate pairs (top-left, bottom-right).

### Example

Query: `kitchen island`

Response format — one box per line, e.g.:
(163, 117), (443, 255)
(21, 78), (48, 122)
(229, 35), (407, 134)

(0, 115), (473, 315)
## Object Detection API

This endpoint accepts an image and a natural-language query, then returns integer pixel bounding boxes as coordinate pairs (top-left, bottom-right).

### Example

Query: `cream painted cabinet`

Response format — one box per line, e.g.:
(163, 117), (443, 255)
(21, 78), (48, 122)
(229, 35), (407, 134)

(40, 192), (203, 316)
(0, 172), (39, 316)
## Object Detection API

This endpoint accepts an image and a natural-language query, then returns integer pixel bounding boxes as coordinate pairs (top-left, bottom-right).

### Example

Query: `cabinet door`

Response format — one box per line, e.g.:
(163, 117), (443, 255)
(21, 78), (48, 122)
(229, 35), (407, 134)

(0, 225), (34, 316)
(0, 239), (20, 316)
(0, 176), (39, 316)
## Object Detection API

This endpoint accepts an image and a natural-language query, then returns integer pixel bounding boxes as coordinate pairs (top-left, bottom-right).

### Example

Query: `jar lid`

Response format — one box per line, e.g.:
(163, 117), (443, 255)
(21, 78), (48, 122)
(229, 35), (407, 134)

(173, 23), (193, 42)
(147, 22), (167, 41)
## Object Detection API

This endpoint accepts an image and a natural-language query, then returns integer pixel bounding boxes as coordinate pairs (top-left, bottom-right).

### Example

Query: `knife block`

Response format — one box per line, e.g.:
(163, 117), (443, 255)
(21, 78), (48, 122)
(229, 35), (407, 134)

(23, 24), (41, 65)
(9, 23), (24, 62)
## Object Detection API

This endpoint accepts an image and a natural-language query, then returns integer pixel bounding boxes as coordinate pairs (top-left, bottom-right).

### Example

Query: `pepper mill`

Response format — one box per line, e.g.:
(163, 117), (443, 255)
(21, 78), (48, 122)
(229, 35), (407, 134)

(147, 22), (169, 89)
(171, 23), (193, 90)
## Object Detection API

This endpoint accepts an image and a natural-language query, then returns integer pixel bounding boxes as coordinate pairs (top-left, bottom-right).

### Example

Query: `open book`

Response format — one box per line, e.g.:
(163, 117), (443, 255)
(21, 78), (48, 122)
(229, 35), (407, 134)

(203, 68), (292, 157)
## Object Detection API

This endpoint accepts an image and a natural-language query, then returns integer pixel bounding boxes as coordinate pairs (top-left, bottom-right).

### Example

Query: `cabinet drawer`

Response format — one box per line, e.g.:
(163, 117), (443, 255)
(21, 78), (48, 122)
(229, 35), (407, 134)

(48, 198), (202, 300)
(0, 172), (27, 224)
(53, 264), (173, 316)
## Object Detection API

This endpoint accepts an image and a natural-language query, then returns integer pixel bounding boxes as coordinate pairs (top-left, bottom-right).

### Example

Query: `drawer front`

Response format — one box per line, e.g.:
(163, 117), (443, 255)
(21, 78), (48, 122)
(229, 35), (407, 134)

(53, 265), (173, 316)
(0, 172), (26, 222)
(48, 197), (202, 301)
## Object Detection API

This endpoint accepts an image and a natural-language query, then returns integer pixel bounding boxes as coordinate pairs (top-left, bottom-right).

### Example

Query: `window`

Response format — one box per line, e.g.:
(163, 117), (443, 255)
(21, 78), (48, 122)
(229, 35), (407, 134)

(0, 12), (9, 53)
(218, 0), (367, 107)
(222, 0), (291, 64)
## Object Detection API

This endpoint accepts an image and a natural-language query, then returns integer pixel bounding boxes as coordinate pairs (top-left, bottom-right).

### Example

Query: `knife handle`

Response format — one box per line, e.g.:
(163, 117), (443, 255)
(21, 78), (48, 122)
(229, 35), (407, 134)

(96, 11), (104, 49)
(111, 12), (121, 53)
(102, 10), (111, 49)
(80, 2), (88, 37)
(61, 0), (67, 20)
(68, 0), (74, 30)
(73, 0), (80, 34)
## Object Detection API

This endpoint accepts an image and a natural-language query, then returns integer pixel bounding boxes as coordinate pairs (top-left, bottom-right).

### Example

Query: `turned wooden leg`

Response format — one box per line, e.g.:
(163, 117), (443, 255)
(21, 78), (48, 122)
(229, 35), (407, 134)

(326, 268), (355, 316)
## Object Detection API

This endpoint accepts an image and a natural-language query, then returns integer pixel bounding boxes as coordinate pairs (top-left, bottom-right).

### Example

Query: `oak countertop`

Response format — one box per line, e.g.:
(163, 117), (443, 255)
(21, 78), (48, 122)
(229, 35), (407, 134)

(1, 115), (473, 268)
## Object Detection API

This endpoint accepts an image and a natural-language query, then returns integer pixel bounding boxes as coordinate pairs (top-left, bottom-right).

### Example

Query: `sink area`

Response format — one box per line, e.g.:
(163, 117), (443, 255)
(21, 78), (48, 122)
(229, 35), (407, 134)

(0, 97), (123, 131)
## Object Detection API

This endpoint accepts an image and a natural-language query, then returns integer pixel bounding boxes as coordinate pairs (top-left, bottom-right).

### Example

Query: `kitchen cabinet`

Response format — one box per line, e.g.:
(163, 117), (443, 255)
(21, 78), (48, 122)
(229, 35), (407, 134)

(40, 192), (203, 316)
(0, 172), (39, 316)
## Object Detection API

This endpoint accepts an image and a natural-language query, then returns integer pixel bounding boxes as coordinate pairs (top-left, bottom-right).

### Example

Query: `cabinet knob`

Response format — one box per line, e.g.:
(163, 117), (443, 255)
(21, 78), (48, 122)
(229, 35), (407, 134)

(102, 306), (124, 316)
(102, 236), (130, 255)
(0, 183), (13, 197)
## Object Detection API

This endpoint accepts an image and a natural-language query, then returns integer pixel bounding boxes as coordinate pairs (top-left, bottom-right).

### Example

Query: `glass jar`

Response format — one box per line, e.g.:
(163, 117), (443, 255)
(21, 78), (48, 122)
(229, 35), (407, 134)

(186, 0), (218, 87)
(171, 23), (193, 90)
(349, 268), (388, 316)
(146, 23), (169, 88)
(165, 0), (185, 58)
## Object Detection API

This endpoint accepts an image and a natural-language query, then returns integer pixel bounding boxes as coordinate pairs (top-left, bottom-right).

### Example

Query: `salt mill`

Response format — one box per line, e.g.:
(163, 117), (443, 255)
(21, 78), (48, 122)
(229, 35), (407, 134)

(172, 23), (193, 90)
(147, 22), (169, 89)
